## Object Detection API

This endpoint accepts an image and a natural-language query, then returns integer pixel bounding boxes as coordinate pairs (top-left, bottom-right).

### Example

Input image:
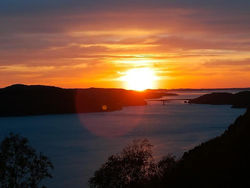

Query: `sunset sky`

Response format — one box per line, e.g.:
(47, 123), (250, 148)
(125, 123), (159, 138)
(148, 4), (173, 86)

(1, 0), (250, 89)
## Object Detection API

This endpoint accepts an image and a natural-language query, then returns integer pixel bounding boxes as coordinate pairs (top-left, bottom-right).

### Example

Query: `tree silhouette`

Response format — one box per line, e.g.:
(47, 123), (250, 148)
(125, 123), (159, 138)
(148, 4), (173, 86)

(0, 133), (53, 188)
(89, 139), (157, 188)
(157, 154), (176, 178)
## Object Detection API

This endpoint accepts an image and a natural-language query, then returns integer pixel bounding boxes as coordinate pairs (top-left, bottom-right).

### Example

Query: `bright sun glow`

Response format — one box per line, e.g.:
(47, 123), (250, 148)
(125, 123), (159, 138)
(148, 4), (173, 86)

(121, 68), (157, 91)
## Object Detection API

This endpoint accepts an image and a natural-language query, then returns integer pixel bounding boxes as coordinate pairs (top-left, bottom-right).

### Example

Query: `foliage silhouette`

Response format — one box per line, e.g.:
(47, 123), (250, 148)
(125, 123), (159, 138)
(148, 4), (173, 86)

(156, 154), (176, 178)
(89, 139), (156, 187)
(0, 133), (53, 188)
(89, 139), (177, 188)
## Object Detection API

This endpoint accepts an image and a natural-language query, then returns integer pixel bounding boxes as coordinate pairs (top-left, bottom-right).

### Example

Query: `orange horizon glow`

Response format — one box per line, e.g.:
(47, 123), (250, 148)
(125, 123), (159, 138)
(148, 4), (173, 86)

(1, 3), (250, 89)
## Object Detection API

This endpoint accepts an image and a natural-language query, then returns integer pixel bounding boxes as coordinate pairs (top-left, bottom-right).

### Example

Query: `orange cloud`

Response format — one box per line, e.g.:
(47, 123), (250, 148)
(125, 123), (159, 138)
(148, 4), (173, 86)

(1, 1), (250, 89)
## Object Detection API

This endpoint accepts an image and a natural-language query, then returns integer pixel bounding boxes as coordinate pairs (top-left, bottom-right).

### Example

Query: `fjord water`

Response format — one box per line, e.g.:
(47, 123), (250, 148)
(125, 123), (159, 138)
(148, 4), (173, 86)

(0, 91), (245, 187)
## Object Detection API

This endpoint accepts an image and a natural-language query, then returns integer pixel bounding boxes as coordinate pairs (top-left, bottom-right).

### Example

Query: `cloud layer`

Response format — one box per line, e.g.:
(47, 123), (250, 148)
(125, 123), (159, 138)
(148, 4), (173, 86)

(0, 0), (250, 88)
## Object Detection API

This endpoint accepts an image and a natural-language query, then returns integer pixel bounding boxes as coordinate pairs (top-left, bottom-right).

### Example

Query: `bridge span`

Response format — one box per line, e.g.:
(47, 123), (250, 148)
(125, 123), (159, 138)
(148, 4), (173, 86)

(148, 98), (191, 105)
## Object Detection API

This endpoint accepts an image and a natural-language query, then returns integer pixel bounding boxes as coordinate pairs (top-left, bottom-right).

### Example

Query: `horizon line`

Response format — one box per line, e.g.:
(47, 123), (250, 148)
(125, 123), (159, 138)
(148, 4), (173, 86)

(1, 83), (250, 91)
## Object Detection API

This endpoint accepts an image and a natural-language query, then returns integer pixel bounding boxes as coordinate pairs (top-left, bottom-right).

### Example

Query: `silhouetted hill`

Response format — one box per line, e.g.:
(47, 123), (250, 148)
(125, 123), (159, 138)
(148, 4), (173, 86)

(160, 108), (250, 188)
(189, 91), (250, 108)
(159, 91), (250, 187)
(0, 84), (171, 117)
(168, 88), (250, 92)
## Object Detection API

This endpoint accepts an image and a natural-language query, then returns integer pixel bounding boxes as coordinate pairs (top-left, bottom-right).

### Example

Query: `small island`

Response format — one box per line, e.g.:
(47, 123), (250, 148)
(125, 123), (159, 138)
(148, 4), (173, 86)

(189, 91), (250, 108)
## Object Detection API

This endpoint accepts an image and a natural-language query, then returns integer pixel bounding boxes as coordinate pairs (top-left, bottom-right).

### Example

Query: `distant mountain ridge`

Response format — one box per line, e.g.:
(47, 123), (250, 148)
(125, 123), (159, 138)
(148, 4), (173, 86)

(0, 84), (170, 117)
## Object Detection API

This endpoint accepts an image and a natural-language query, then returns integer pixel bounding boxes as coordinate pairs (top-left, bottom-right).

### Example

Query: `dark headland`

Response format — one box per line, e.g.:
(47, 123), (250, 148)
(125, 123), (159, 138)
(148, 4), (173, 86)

(189, 91), (250, 108)
(0, 84), (175, 117)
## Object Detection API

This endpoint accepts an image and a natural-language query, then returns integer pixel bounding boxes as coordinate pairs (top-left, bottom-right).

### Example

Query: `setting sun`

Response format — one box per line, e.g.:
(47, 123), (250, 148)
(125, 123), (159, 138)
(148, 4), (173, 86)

(121, 68), (157, 91)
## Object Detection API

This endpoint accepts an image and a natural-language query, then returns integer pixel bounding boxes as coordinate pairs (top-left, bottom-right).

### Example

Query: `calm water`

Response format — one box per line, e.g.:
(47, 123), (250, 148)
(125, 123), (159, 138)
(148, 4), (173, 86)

(0, 90), (246, 187)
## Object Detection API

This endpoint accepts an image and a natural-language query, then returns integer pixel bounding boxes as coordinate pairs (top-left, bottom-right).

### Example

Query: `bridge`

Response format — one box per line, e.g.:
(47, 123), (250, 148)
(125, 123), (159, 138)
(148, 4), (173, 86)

(148, 98), (191, 105)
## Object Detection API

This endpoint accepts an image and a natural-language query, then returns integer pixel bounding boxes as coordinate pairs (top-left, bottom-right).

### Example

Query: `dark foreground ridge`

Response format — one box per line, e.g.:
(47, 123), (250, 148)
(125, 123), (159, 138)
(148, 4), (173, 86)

(157, 108), (250, 187)
(189, 91), (250, 108)
(0, 84), (172, 117)
(165, 92), (250, 187)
